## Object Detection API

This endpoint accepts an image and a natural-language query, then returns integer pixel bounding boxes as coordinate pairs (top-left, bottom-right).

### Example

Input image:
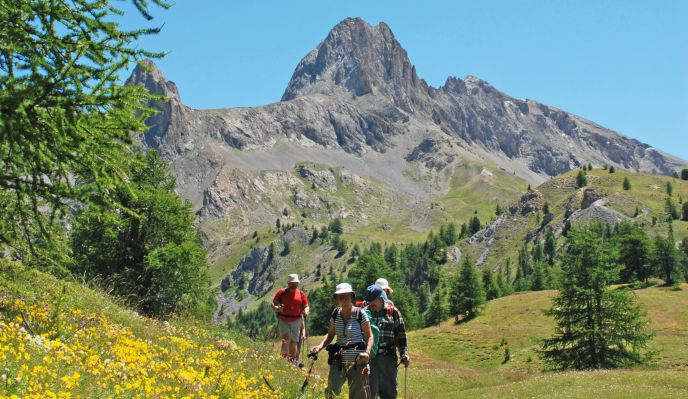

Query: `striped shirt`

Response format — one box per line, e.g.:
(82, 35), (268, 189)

(330, 307), (369, 364)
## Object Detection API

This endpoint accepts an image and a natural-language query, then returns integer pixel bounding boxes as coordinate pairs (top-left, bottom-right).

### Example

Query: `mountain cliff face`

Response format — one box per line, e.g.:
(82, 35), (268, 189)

(130, 18), (684, 180)
(126, 17), (686, 258)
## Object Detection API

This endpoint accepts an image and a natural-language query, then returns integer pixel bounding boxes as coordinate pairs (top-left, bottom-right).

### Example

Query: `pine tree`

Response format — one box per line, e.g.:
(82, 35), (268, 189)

(459, 223), (468, 239)
(616, 222), (652, 283)
(482, 268), (502, 300)
(666, 181), (673, 197)
(426, 283), (449, 326)
(576, 170), (588, 188)
(470, 215), (482, 235)
(450, 256), (486, 320)
(681, 169), (688, 180)
(540, 225), (653, 370)
(609, 166), (616, 173)
(444, 223), (459, 245)
(653, 235), (682, 286)
(0, 0), (169, 255)
(531, 262), (546, 291)
(544, 229), (557, 265)
(622, 177), (632, 190)
(329, 218), (344, 234)
(496, 265), (512, 296)
(70, 151), (210, 317)
(683, 202), (688, 221)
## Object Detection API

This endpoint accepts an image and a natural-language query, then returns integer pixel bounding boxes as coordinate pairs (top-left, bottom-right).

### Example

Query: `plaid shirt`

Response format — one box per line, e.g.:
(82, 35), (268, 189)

(367, 301), (408, 358)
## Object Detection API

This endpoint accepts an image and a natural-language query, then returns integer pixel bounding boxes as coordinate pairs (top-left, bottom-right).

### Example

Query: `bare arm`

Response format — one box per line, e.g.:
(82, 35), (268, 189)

(311, 323), (335, 353)
(358, 322), (373, 362)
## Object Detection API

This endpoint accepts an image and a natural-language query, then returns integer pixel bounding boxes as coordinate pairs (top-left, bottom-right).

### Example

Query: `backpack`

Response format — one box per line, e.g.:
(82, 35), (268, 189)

(331, 307), (380, 359)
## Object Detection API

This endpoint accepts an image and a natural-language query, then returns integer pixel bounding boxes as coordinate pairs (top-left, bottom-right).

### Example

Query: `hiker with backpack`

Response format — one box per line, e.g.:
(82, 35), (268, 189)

(272, 274), (309, 367)
(310, 283), (374, 399)
(364, 284), (410, 399)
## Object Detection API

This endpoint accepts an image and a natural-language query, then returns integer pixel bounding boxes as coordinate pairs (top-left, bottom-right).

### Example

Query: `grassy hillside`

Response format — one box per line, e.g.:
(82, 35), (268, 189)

(404, 284), (688, 398)
(0, 260), (325, 399)
(461, 168), (688, 274)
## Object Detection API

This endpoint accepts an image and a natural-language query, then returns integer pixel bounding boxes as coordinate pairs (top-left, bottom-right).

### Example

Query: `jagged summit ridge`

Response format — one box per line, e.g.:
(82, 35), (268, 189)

(281, 18), (429, 111)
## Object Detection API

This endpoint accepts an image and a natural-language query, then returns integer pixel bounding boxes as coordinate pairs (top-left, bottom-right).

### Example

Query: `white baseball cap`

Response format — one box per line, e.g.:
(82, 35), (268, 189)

(288, 274), (300, 283)
(375, 278), (393, 293)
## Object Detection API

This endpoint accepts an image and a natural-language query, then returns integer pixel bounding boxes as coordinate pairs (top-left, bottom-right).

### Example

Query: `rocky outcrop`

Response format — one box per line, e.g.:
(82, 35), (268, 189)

(296, 164), (337, 192)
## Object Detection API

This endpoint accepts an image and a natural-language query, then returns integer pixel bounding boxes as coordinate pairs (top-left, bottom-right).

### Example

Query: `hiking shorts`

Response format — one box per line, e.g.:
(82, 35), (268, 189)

(278, 318), (301, 343)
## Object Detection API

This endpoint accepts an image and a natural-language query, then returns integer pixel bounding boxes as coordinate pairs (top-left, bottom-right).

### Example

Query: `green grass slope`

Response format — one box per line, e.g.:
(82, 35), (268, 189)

(0, 260), (325, 398)
(404, 284), (688, 398)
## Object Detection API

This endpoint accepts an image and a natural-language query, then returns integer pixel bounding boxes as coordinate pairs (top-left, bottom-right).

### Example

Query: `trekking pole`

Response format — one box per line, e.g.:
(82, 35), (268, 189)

(299, 351), (318, 397)
(404, 364), (408, 399)
(361, 362), (372, 399)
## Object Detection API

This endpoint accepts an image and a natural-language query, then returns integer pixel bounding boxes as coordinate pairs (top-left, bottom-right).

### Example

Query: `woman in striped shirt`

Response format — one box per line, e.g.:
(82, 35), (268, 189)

(311, 283), (374, 399)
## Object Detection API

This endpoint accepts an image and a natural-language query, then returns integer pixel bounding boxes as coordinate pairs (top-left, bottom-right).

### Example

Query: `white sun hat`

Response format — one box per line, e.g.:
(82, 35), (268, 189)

(375, 278), (393, 293)
(334, 282), (354, 295)
(288, 274), (300, 283)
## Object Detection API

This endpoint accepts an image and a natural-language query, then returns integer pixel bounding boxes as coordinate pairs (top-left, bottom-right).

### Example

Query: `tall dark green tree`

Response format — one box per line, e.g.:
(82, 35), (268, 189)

(469, 215), (482, 235)
(653, 235), (682, 286)
(425, 283), (449, 326)
(449, 256), (486, 320)
(540, 225), (653, 370)
(482, 268), (502, 300)
(0, 0), (169, 258)
(622, 177), (632, 191)
(544, 229), (558, 265)
(576, 170), (588, 188)
(616, 222), (652, 283)
(70, 151), (210, 317)
(682, 202), (688, 221)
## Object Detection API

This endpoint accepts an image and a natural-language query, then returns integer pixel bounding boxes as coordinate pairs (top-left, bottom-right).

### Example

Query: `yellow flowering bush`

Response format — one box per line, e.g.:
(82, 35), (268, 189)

(0, 291), (325, 399)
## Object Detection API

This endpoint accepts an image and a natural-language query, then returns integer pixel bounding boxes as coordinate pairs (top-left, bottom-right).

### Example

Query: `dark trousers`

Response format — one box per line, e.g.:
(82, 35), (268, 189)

(370, 352), (398, 399)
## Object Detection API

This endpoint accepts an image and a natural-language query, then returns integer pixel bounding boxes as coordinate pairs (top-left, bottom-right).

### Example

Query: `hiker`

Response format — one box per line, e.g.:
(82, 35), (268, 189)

(374, 278), (394, 304)
(364, 284), (410, 399)
(355, 278), (394, 308)
(272, 274), (309, 366)
(310, 283), (374, 399)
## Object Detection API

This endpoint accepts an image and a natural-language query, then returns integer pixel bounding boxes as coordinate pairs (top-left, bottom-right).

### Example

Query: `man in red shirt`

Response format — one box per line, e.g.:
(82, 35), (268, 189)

(272, 273), (309, 365)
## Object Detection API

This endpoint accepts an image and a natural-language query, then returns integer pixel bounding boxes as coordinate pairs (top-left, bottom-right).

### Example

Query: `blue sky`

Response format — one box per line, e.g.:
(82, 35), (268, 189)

(119, 0), (688, 160)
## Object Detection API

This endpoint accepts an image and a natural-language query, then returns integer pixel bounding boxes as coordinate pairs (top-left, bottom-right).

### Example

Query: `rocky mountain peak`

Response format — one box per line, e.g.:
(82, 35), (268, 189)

(281, 17), (429, 110)
(126, 59), (180, 102)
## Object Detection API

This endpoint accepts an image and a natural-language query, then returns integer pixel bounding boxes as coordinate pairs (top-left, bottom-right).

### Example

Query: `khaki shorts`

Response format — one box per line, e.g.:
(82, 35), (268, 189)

(278, 318), (301, 343)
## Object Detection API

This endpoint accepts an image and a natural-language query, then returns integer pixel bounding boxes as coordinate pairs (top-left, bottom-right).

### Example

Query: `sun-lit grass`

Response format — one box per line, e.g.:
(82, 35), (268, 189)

(402, 284), (688, 398)
(0, 260), (326, 399)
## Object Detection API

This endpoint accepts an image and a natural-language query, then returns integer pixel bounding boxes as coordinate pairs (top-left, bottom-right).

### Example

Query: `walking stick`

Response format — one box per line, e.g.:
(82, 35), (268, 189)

(362, 363), (372, 399)
(404, 364), (407, 399)
(300, 351), (318, 397)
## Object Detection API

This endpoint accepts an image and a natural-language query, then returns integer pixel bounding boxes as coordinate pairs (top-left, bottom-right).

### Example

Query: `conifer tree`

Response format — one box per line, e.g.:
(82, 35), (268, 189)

(71, 151), (209, 317)
(482, 268), (502, 300)
(616, 222), (652, 283)
(623, 177), (632, 190)
(544, 229), (557, 265)
(653, 234), (682, 286)
(444, 223), (459, 245)
(1, 0), (169, 255)
(576, 170), (588, 188)
(426, 283), (449, 326)
(450, 256), (486, 319)
(541, 225), (653, 370)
